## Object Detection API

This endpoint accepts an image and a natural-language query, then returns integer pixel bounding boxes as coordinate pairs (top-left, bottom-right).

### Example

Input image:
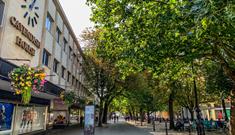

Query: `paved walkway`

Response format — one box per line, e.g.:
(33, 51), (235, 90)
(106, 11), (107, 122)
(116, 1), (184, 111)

(127, 120), (227, 135)
(45, 120), (227, 135)
(46, 121), (152, 135)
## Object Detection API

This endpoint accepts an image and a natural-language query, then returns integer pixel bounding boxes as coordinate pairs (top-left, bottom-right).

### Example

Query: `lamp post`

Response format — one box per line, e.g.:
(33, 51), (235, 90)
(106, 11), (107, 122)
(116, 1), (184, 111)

(192, 61), (205, 135)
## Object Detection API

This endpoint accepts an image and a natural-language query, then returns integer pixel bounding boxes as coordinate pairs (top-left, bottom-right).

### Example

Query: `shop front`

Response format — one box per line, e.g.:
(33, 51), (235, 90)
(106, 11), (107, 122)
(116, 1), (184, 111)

(0, 58), (60, 135)
(69, 104), (84, 125)
(0, 102), (14, 135)
(13, 105), (47, 135)
(0, 89), (49, 135)
(50, 98), (69, 128)
(0, 95), (49, 135)
(69, 109), (79, 125)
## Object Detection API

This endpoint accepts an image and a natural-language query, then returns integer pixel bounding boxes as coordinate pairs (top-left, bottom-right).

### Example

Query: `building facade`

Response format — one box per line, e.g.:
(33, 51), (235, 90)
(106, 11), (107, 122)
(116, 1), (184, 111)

(0, 0), (88, 134)
(182, 102), (231, 121)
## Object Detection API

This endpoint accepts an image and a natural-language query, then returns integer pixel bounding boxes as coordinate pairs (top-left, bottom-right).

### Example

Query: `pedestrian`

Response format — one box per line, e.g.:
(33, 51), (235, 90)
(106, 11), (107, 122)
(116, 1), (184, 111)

(114, 115), (116, 123)
(80, 116), (84, 127)
(117, 116), (119, 122)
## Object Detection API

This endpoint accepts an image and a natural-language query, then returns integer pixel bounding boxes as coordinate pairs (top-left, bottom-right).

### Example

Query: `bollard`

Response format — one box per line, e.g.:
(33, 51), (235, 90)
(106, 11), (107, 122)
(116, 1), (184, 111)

(165, 120), (168, 135)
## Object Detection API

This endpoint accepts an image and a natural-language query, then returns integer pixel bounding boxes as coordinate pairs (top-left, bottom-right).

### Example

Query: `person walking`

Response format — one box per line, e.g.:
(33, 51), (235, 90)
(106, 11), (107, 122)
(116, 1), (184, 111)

(114, 115), (116, 123)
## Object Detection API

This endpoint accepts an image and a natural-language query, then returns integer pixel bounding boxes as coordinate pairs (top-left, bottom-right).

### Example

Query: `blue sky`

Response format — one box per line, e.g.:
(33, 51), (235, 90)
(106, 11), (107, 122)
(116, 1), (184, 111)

(59, 0), (94, 38)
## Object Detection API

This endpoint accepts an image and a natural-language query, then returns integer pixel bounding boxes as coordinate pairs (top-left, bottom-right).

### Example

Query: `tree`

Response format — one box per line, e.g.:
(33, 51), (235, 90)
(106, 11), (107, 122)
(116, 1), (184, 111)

(86, 0), (235, 133)
(82, 29), (124, 126)
(205, 60), (233, 122)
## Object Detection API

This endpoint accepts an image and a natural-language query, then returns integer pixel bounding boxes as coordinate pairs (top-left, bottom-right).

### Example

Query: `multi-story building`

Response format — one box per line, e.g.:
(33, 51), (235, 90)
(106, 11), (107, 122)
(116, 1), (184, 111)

(0, 0), (89, 134)
(182, 102), (231, 121)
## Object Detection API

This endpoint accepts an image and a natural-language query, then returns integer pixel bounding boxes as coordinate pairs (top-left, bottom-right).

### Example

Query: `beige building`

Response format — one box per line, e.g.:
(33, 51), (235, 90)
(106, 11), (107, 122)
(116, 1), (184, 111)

(0, 0), (89, 134)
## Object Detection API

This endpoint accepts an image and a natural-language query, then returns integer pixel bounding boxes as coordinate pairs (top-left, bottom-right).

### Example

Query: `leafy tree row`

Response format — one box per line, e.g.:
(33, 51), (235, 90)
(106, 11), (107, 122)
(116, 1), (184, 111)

(86, 0), (235, 134)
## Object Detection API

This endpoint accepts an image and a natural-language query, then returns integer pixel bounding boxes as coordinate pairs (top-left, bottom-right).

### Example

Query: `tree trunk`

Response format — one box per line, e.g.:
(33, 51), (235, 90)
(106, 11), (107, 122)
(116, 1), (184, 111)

(102, 102), (108, 124)
(169, 93), (175, 129)
(221, 98), (229, 122)
(98, 100), (104, 127)
(147, 111), (151, 124)
(224, 71), (235, 135)
(68, 107), (71, 126)
(216, 47), (235, 135)
(140, 108), (144, 126)
(135, 111), (139, 121)
(231, 90), (235, 135)
(188, 108), (194, 121)
(129, 110), (133, 120)
(131, 107), (135, 120)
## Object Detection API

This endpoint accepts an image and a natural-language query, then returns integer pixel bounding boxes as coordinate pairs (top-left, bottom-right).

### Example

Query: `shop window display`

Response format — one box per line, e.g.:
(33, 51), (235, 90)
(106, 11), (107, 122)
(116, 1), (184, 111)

(53, 111), (67, 125)
(70, 109), (79, 124)
(0, 103), (14, 131)
(14, 106), (46, 134)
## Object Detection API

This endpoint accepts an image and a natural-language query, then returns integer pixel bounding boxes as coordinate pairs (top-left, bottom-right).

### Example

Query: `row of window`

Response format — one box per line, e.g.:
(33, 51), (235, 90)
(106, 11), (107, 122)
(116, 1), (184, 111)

(46, 14), (65, 48)
(46, 14), (79, 65)
(42, 49), (81, 84)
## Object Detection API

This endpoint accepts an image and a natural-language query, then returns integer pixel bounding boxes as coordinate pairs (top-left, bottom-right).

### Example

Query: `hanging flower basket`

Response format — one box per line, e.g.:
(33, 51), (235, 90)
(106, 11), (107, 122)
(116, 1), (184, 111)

(60, 91), (76, 106)
(9, 64), (46, 104)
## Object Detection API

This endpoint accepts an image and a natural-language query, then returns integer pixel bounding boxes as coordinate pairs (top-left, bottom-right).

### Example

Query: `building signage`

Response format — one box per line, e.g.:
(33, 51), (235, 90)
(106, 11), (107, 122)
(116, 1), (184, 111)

(9, 16), (41, 56)
(84, 105), (95, 135)
(16, 36), (35, 56)
(52, 98), (68, 111)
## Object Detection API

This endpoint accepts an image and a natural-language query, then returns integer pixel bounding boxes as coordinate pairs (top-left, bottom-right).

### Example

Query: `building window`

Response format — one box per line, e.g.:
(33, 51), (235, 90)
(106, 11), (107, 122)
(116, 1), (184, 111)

(63, 38), (67, 52)
(0, 0), (5, 26)
(55, 27), (61, 44)
(72, 76), (75, 85)
(73, 54), (76, 64)
(67, 72), (71, 82)
(76, 80), (79, 88)
(53, 59), (59, 73)
(77, 59), (79, 65)
(42, 49), (50, 66)
(45, 13), (53, 32)
(61, 66), (65, 78)
(69, 47), (72, 59)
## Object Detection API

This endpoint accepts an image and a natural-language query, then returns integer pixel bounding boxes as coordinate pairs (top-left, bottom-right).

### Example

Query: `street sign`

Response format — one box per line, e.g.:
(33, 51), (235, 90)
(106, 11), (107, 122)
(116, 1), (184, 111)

(84, 105), (95, 135)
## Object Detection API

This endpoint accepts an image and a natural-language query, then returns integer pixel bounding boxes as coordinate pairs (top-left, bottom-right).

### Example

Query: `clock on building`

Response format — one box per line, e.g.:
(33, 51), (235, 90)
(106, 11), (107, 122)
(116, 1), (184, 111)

(21, 0), (39, 27)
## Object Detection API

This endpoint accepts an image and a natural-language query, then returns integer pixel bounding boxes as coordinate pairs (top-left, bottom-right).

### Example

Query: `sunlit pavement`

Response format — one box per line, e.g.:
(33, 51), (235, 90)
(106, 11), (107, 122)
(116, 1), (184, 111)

(128, 120), (227, 135)
(45, 120), (227, 135)
(46, 120), (151, 135)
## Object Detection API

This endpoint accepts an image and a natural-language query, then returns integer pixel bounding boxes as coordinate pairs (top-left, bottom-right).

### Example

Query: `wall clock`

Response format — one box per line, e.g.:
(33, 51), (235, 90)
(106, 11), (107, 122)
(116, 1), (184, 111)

(21, 0), (39, 27)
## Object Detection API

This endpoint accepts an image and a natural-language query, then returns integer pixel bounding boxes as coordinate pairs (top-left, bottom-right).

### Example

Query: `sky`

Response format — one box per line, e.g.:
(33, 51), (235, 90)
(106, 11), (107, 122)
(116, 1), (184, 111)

(59, 0), (94, 39)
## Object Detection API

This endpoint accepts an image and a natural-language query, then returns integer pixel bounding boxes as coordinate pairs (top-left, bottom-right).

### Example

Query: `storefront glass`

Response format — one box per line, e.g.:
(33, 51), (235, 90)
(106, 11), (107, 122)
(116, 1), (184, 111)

(53, 111), (67, 125)
(70, 109), (79, 124)
(0, 103), (14, 131)
(14, 106), (46, 134)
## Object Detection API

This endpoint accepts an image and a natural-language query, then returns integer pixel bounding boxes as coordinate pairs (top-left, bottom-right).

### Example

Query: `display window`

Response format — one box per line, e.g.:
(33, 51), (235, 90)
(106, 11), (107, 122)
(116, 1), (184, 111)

(52, 111), (67, 125)
(70, 109), (79, 124)
(14, 106), (46, 134)
(0, 103), (14, 131)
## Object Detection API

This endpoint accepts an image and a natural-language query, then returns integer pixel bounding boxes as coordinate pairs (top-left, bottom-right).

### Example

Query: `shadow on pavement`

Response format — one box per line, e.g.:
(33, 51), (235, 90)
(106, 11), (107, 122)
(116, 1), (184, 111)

(44, 121), (153, 135)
